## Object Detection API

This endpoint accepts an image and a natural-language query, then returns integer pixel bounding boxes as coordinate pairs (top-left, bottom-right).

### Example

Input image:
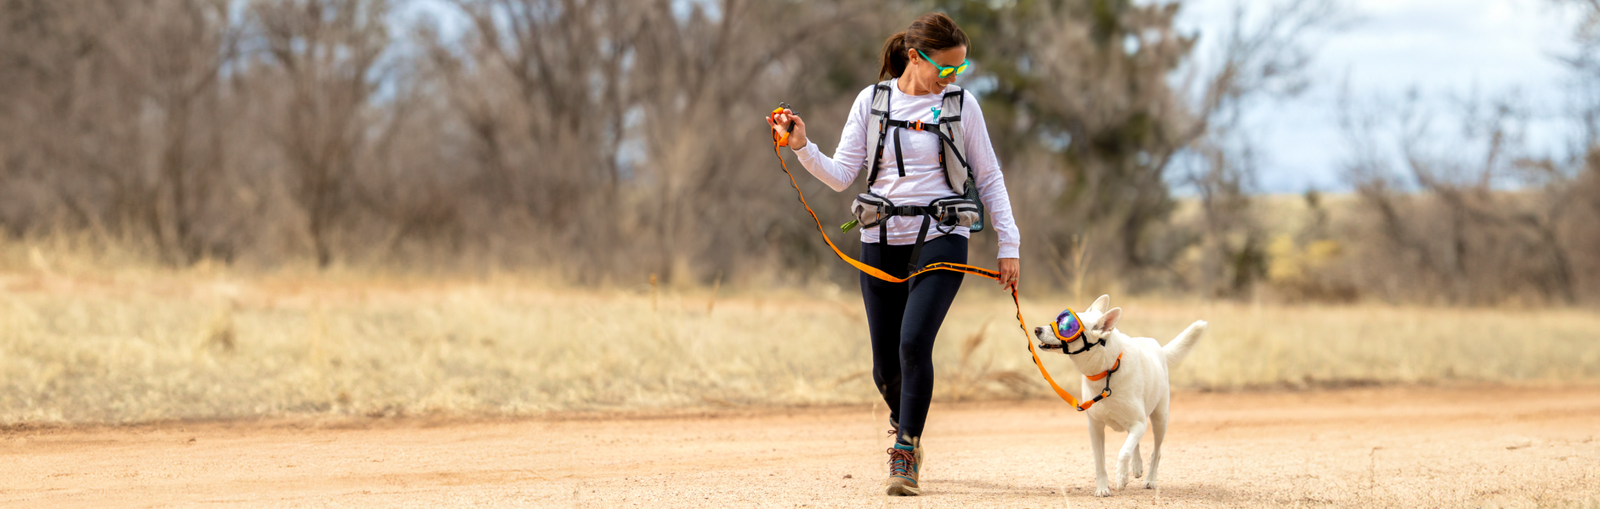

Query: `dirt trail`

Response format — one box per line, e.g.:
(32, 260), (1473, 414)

(4, 385), (1599, 508)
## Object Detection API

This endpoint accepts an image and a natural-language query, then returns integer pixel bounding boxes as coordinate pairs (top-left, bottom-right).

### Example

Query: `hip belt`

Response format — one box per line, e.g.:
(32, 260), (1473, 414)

(850, 192), (981, 273)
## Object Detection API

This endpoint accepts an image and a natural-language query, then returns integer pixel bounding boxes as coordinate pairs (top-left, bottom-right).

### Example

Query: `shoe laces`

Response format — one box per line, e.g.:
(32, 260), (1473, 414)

(887, 446), (916, 477)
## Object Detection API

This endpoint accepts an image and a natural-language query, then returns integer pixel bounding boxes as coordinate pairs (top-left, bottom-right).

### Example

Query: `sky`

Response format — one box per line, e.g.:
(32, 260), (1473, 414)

(1177, 0), (1586, 193)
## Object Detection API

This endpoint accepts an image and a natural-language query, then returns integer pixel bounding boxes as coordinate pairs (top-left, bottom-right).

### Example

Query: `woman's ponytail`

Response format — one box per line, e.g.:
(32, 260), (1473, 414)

(877, 14), (969, 81)
(878, 31), (909, 80)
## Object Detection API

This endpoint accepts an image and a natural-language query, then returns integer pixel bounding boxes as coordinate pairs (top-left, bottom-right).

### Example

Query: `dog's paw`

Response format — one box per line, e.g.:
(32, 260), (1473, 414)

(1144, 480), (1158, 490)
(1132, 459), (1144, 479)
(1117, 473), (1129, 490)
(1094, 486), (1111, 497)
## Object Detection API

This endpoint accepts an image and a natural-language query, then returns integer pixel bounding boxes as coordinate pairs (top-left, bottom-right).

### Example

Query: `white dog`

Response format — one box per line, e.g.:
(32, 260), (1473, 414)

(1033, 294), (1207, 497)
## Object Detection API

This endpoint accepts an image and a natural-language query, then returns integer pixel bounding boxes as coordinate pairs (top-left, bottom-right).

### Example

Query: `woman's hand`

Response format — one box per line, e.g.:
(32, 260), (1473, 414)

(764, 108), (808, 151)
(998, 257), (1020, 289)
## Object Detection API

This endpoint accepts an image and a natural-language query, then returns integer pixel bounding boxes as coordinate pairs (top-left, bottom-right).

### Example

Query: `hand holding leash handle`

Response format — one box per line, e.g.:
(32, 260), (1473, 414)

(766, 102), (806, 150)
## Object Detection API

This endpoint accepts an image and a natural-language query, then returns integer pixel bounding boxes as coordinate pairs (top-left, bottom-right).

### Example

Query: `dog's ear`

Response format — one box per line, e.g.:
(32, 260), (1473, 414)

(1090, 294), (1111, 312)
(1097, 307), (1123, 332)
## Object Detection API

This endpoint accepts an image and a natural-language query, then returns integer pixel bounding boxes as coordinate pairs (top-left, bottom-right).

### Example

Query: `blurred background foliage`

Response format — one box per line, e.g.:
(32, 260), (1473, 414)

(2, 0), (1598, 305)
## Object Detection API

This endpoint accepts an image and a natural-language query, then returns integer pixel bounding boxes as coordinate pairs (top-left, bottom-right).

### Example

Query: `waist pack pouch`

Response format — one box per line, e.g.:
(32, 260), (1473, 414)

(851, 193), (895, 229)
(929, 195), (981, 230)
(961, 177), (985, 232)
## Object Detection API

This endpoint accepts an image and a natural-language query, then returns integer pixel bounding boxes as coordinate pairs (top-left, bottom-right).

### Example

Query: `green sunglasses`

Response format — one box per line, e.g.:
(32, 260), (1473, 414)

(916, 49), (970, 79)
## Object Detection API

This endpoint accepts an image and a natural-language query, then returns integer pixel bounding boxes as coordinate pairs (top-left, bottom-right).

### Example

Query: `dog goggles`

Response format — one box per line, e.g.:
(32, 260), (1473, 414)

(917, 49), (970, 79)
(1053, 307), (1107, 354)
(1053, 308), (1083, 343)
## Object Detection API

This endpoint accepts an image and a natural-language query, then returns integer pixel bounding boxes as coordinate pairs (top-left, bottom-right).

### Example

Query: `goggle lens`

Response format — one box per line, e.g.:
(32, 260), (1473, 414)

(1055, 309), (1082, 340)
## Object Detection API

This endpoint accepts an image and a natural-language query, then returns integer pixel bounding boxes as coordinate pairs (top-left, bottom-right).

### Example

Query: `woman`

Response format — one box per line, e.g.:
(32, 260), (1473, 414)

(765, 12), (1021, 496)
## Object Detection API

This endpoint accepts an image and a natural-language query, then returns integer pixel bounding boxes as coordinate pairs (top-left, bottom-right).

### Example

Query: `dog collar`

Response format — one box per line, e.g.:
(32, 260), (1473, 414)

(1075, 352), (1123, 411)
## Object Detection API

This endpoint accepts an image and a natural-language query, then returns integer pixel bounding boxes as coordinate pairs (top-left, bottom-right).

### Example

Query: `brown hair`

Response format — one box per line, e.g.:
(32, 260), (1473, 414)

(878, 13), (970, 80)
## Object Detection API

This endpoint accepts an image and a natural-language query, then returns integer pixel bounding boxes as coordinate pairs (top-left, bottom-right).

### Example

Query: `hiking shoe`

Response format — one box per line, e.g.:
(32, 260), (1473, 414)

(885, 441), (921, 496)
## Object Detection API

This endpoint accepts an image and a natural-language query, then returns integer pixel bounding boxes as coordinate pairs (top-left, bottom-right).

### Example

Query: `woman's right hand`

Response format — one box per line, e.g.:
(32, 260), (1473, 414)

(765, 108), (808, 151)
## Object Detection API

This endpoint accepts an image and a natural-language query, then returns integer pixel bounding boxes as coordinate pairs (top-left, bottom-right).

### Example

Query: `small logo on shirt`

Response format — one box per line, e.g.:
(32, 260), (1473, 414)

(930, 107), (942, 122)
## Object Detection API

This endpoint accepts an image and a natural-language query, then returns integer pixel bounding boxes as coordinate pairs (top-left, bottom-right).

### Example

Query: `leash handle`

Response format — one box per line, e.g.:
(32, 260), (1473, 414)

(770, 102), (796, 147)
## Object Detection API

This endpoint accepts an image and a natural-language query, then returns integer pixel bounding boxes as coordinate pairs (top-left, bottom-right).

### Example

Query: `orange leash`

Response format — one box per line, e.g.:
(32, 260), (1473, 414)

(768, 108), (1097, 411)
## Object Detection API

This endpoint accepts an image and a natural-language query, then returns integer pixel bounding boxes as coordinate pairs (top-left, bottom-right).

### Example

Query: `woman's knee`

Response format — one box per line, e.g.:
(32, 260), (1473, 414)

(898, 339), (932, 369)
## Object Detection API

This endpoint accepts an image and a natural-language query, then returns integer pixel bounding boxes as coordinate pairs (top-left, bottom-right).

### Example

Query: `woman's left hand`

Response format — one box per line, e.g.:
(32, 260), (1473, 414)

(998, 258), (1020, 289)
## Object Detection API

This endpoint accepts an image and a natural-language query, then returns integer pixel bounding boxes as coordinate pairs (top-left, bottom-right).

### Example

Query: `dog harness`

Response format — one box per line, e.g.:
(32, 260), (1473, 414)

(771, 106), (1102, 412)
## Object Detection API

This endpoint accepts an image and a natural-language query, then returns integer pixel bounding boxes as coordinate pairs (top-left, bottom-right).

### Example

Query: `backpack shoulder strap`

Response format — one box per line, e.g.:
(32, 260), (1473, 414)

(940, 86), (964, 123)
(864, 80), (894, 188)
(937, 86), (970, 193)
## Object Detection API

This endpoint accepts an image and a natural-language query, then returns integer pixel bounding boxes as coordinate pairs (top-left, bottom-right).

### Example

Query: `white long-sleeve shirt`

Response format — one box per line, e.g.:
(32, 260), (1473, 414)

(794, 79), (1021, 259)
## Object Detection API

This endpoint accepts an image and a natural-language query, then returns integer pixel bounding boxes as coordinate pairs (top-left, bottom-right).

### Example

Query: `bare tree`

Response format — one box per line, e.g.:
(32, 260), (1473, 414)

(110, 0), (242, 264)
(252, 0), (393, 267)
(429, 0), (892, 281)
(1340, 86), (1584, 304)
(941, 0), (1345, 293)
(0, 1), (144, 238)
(0, 0), (241, 264)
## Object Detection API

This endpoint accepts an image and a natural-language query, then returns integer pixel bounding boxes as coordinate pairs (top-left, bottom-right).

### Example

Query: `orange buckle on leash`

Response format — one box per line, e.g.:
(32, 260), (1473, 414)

(911, 119), (925, 131)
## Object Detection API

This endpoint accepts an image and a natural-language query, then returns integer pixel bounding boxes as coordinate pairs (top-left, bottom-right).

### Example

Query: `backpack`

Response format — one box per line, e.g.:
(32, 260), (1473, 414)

(849, 79), (986, 272)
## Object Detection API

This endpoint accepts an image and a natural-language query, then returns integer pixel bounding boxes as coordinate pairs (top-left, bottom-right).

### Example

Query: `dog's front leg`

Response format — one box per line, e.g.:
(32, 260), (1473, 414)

(1089, 418), (1110, 497)
(1116, 420), (1148, 490)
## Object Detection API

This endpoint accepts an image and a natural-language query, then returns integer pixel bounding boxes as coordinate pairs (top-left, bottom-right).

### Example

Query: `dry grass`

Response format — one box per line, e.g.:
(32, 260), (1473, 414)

(2, 239), (1599, 425)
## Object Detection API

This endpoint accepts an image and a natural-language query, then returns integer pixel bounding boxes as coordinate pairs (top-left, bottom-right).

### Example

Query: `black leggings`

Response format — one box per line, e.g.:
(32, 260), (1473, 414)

(860, 234), (966, 444)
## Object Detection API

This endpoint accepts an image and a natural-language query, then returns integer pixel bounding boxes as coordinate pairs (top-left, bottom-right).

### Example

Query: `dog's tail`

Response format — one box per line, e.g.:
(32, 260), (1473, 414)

(1162, 320), (1208, 369)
